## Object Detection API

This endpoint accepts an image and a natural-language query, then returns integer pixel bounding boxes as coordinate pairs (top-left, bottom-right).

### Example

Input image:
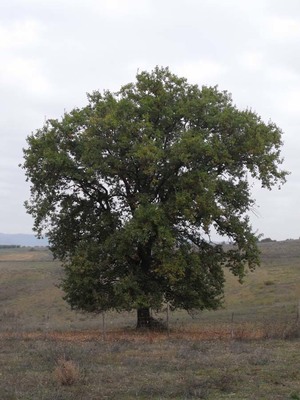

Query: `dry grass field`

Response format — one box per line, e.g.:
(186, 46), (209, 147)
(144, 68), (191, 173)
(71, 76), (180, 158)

(0, 240), (300, 399)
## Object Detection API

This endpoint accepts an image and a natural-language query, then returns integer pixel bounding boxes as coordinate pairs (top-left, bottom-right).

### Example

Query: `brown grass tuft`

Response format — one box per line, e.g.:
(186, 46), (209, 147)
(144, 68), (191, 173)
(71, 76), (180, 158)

(53, 357), (80, 386)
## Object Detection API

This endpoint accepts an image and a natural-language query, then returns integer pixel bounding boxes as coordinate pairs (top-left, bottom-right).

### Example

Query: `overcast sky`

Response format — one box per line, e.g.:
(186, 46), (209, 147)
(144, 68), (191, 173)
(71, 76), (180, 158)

(1, 0), (299, 240)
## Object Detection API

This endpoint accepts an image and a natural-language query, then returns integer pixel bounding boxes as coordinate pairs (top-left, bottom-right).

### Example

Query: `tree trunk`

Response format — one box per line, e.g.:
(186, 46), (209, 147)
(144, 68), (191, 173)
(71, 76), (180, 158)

(136, 307), (151, 329)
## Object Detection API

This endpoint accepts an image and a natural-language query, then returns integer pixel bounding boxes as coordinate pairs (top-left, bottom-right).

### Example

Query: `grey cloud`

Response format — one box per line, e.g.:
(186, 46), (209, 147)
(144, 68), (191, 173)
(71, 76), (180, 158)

(0, 0), (299, 238)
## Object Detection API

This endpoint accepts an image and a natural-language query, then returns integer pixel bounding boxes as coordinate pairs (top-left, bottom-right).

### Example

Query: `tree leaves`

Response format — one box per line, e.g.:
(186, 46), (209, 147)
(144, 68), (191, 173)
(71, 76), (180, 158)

(21, 66), (288, 316)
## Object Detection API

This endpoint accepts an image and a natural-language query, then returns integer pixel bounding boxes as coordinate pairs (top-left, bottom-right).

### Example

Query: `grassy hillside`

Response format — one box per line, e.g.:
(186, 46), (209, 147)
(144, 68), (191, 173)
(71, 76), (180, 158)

(222, 239), (300, 320)
(0, 240), (299, 332)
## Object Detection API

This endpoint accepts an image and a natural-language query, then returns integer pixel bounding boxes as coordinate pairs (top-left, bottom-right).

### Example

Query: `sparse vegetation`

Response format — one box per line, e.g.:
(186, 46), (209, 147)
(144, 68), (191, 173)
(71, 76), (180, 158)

(290, 393), (300, 400)
(0, 241), (299, 399)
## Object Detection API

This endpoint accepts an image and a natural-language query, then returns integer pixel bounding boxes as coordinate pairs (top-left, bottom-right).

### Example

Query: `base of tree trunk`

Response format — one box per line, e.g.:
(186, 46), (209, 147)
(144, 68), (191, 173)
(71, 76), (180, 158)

(136, 307), (166, 330)
(137, 308), (151, 328)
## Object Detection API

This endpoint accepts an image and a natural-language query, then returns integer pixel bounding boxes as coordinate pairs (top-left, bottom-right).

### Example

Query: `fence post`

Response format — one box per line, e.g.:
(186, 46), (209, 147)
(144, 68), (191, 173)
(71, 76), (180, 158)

(165, 302), (170, 336)
(102, 312), (106, 341)
(231, 312), (234, 339)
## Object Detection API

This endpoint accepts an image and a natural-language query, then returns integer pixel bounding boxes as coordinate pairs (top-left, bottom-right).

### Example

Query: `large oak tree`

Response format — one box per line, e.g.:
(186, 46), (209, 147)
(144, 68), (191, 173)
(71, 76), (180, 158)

(22, 67), (288, 327)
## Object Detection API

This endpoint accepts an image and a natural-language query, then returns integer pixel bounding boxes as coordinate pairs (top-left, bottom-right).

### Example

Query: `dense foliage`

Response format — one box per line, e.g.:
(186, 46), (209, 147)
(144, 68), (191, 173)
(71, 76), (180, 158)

(22, 67), (287, 326)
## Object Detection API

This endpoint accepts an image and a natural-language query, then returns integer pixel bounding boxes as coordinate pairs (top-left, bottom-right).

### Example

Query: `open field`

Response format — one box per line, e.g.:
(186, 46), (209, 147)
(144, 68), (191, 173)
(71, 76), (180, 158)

(0, 240), (300, 399)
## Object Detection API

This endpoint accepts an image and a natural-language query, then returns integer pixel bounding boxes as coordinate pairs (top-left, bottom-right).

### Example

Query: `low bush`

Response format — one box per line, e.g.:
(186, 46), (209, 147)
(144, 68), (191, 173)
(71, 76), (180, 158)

(53, 357), (80, 386)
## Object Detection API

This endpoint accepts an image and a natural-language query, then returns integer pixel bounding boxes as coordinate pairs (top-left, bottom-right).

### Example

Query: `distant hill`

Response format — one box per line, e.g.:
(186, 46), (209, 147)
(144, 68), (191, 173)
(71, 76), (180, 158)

(0, 233), (48, 247)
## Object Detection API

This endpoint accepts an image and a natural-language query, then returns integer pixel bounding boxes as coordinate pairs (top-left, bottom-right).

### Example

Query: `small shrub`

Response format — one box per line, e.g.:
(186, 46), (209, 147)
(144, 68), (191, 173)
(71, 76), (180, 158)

(282, 322), (300, 340)
(231, 323), (250, 340)
(229, 341), (252, 354)
(53, 357), (80, 386)
(188, 385), (209, 399)
(260, 237), (275, 243)
(264, 280), (275, 286)
(290, 393), (300, 400)
(248, 348), (271, 366)
(213, 371), (237, 393)
(262, 320), (299, 340)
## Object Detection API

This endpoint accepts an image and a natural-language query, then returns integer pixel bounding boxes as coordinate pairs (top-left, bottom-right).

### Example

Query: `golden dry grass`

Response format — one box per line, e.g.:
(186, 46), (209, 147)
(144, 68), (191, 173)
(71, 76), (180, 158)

(0, 242), (300, 399)
(0, 247), (52, 261)
(0, 252), (38, 261)
(1, 333), (299, 399)
(53, 357), (80, 386)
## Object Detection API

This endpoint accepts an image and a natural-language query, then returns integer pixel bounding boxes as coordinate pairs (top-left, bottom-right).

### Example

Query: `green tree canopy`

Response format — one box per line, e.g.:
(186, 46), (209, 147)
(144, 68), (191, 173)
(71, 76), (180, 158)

(22, 67), (288, 327)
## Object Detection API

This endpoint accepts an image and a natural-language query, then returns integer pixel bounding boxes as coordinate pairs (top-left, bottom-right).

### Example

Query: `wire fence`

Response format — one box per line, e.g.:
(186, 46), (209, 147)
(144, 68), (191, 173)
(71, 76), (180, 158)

(163, 301), (300, 339)
(1, 301), (299, 340)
